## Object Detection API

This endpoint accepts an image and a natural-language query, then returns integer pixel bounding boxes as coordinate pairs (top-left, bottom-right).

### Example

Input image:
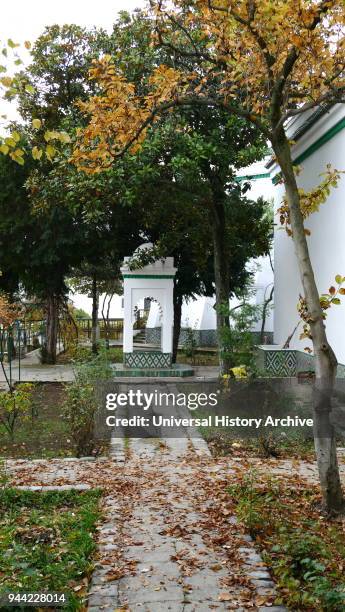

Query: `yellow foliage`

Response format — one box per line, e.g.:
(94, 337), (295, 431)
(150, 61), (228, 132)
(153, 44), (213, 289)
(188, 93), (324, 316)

(71, 0), (344, 174)
(72, 56), (185, 172)
(277, 165), (344, 235)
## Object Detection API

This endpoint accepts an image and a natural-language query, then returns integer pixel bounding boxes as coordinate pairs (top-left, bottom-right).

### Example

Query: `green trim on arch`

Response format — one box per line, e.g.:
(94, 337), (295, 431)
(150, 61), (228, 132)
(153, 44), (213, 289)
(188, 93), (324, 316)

(122, 274), (175, 279)
(272, 115), (345, 184)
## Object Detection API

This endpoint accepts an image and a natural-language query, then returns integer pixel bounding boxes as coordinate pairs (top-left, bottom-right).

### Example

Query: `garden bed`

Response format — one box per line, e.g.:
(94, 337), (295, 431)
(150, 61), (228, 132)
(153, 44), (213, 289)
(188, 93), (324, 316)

(204, 429), (316, 460)
(229, 473), (345, 611)
(0, 383), (75, 459)
(0, 383), (108, 459)
(0, 488), (101, 611)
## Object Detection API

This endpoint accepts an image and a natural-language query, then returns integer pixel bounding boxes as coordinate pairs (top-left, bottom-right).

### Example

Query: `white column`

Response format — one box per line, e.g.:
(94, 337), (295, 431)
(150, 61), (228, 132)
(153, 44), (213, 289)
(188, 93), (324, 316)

(162, 280), (174, 353)
(123, 282), (133, 353)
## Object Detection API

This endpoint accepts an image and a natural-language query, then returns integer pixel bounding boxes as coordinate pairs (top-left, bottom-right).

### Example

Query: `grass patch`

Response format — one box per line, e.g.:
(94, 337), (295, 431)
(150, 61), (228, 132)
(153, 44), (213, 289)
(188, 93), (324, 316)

(58, 345), (123, 364)
(228, 473), (345, 611)
(176, 349), (219, 366)
(0, 488), (101, 611)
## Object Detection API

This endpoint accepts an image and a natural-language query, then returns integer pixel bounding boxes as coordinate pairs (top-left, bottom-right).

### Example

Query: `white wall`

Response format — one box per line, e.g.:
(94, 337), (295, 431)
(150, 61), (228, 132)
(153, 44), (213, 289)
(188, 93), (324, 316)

(146, 296), (217, 330)
(235, 161), (275, 333)
(71, 292), (124, 319)
(272, 106), (345, 361)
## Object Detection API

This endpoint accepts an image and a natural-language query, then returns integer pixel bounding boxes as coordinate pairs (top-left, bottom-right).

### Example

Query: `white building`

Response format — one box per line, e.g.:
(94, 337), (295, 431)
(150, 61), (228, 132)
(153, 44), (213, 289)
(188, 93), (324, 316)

(270, 104), (345, 363)
(73, 104), (345, 361)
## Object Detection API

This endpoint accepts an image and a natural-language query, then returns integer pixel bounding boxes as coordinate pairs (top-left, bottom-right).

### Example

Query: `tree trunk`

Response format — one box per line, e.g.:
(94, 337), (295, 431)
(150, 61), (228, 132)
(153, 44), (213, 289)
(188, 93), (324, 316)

(172, 287), (182, 363)
(106, 293), (114, 350)
(101, 293), (109, 349)
(260, 285), (274, 344)
(44, 293), (59, 364)
(273, 129), (344, 513)
(91, 276), (99, 355)
(210, 191), (231, 374)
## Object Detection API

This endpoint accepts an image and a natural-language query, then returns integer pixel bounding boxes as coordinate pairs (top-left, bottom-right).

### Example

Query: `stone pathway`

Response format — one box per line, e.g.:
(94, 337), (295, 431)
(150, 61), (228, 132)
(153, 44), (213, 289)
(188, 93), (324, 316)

(4, 367), (344, 609)
(87, 436), (285, 611)
(7, 413), (345, 610)
(5, 443), (344, 611)
(5, 445), (287, 611)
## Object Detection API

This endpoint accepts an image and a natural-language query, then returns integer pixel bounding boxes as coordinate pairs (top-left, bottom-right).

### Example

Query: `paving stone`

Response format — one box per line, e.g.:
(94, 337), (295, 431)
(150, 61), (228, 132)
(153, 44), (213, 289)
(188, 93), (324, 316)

(98, 543), (118, 552)
(125, 546), (174, 563)
(241, 534), (253, 542)
(130, 603), (184, 612)
(241, 551), (263, 564)
(182, 588), (221, 602)
(258, 608), (287, 611)
(122, 585), (184, 604)
(183, 602), (226, 611)
(87, 595), (118, 608)
(248, 570), (272, 580)
(252, 578), (275, 587)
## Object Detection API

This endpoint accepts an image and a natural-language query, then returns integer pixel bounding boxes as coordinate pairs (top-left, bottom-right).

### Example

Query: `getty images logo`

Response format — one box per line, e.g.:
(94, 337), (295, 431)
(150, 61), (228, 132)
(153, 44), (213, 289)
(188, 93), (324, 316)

(106, 389), (218, 412)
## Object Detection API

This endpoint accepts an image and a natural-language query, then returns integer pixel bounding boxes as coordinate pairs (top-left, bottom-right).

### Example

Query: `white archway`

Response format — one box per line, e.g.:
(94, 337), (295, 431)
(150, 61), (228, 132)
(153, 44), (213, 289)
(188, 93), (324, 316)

(120, 245), (177, 368)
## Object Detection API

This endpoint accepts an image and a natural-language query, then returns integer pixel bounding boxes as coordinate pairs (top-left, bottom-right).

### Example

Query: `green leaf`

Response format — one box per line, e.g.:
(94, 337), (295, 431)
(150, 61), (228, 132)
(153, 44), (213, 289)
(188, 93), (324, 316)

(331, 298), (341, 305)
(7, 39), (19, 49)
(25, 84), (35, 94)
(32, 118), (41, 129)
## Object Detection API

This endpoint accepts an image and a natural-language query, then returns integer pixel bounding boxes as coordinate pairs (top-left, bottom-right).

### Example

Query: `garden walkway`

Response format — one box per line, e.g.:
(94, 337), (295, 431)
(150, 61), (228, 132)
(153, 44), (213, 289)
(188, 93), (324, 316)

(0, 348), (75, 386)
(5, 381), (287, 612)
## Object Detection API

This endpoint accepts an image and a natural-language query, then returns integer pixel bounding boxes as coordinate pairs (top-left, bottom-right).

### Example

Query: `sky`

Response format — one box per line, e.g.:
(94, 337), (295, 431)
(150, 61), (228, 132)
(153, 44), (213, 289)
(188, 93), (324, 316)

(2, 0), (145, 42)
(1, 0), (145, 121)
(1, 0), (146, 315)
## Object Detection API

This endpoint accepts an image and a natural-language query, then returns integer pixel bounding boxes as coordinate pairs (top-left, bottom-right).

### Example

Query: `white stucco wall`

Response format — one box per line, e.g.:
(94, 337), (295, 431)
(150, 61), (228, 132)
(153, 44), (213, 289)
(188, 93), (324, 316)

(71, 292), (124, 318)
(235, 161), (275, 333)
(272, 105), (345, 361)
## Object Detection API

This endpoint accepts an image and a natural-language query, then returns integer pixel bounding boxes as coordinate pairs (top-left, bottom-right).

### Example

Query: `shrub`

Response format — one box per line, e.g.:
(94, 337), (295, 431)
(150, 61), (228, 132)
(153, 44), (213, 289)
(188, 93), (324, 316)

(63, 345), (113, 457)
(0, 383), (34, 439)
(218, 302), (260, 373)
(182, 326), (198, 364)
(63, 382), (96, 457)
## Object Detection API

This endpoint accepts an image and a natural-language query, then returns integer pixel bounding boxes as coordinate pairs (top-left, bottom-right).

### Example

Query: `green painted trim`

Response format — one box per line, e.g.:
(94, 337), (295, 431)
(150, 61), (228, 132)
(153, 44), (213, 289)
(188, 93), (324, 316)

(236, 172), (270, 182)
(293, 116), (345, 165)
(122, 274), (175, 279)
(272, 115), (345, 184)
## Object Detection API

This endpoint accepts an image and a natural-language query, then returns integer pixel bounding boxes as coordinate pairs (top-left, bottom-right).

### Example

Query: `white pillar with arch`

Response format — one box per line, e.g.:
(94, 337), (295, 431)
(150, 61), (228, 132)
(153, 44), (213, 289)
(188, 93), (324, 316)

(120, 244), (177, 368)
